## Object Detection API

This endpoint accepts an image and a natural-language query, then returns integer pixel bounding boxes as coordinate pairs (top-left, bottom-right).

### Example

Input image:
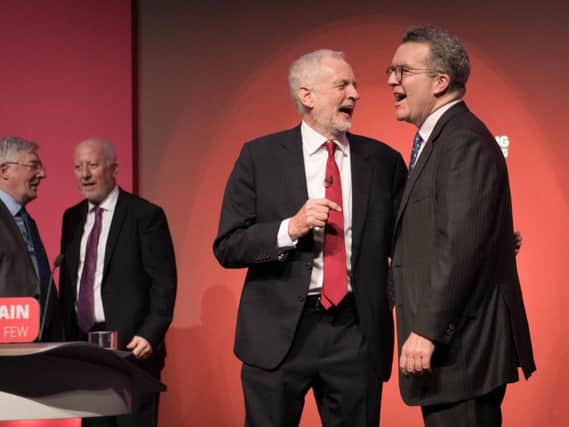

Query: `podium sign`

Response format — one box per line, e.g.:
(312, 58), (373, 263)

(0, 297), (39, 343)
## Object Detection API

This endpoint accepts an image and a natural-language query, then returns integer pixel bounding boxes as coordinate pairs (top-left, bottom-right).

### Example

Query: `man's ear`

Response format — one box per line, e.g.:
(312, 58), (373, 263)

(433, 73), (451, 96)
(0, 163), (9, 179)
(297, 87), (314, 110)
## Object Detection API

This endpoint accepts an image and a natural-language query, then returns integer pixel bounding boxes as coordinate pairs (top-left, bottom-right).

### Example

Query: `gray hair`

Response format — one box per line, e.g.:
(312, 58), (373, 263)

(402, 25), (470, 94)
(288, 49), (346, 114)
(0, 136), (39, 163)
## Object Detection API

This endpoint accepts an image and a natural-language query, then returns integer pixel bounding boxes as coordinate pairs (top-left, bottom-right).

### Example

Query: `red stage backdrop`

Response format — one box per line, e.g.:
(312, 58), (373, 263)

(1, 1), (132, 426)
(138, 1), (568, 426)
(1, 1), (566, 426)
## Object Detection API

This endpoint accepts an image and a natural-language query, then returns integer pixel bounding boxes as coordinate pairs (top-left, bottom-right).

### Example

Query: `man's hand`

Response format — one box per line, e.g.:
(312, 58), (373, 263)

(288, 198), (341, 241)
(400, 331), (435, 375)
(127, 335), (153, 359)
(514, 231), (522, 255)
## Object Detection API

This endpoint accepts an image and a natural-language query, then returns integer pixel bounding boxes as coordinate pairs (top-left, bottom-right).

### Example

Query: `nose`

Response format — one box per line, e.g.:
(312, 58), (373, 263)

(37, 168), (46, 179)
(387, 69), (398, 87)
(77, 164), (91, 178)
(348, 84), (360, 101)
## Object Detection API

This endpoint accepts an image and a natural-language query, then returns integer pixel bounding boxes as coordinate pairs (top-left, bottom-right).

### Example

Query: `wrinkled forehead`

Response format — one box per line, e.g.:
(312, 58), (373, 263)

(313, 57), (355, 84)
(15, 149), (40, 162)
(74, 142), (110, 164)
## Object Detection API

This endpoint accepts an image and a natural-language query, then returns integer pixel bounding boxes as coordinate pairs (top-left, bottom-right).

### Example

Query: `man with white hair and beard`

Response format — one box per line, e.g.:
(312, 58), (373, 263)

(214, 50), (406, 426)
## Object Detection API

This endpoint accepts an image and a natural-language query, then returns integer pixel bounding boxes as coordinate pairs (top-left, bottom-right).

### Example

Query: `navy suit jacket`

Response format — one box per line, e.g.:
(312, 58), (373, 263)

(214, 126), (407, 380)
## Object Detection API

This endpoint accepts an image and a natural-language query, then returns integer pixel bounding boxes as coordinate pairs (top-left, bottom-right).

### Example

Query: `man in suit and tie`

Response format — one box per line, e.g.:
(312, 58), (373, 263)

(0, 136), (58, 340)
(387, 26), (535, 426)
(59, 138), (177, 427)
(214, 50), (407, 426)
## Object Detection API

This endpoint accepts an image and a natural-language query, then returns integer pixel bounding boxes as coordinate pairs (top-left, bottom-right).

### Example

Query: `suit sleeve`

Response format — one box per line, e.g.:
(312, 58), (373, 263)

(213, 143), (286, 268)
(412, 129), (501, 343)
(137, 206), (177, 348)
(392, 152), (408, 217)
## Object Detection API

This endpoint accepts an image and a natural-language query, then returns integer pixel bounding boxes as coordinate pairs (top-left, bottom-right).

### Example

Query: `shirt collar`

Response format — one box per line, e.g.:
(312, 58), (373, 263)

(88, 185), (119, 213)
(301, 121), (349, 156)
(418, 99), (463, 142)
(0, 190), (23, 216)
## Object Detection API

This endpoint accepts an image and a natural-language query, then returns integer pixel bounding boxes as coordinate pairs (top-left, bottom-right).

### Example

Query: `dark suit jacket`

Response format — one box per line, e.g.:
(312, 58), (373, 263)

(214, 126), (407, 380)
(0, 200), (59, 340)
(392, 102), (536, 406)
(59, 189), (177, 367)
(0, 200), (38, 297)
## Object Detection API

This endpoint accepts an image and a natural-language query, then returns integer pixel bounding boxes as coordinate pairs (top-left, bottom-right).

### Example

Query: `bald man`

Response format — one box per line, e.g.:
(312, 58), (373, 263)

(59, 138), (177, 427)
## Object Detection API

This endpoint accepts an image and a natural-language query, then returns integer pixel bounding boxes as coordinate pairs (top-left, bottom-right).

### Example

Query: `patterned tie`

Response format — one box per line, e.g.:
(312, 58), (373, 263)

(321, 141), (347, 309)
(15, 209), (40, 282)
(77, 206), (103, 333)
(409, 131), (423, 171)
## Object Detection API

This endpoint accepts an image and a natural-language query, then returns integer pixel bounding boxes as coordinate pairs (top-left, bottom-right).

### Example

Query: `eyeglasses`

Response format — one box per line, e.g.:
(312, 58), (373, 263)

(385, 65), (439, 83)
(3, 161), (45, 173)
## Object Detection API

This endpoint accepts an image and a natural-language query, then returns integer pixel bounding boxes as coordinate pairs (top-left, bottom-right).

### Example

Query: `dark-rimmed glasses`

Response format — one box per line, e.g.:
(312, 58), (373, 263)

(385, 65), (439, 83)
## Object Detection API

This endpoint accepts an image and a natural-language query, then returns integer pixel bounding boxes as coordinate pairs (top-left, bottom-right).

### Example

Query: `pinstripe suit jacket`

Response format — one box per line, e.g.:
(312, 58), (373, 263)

(392, 102), (535, 406)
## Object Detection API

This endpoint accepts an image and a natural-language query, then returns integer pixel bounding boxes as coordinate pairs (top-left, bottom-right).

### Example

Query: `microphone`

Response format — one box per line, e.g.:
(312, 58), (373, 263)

(38, 254), (64, 341)
(325, 176), (333, 187)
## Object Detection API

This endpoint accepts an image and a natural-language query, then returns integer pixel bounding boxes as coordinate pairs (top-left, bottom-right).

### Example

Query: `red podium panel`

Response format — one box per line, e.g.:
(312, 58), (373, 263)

(0, 298), (40, 343)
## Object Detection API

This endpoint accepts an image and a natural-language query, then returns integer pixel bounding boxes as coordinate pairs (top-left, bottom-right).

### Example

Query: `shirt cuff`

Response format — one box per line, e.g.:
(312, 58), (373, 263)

(278, 218), (298, 248)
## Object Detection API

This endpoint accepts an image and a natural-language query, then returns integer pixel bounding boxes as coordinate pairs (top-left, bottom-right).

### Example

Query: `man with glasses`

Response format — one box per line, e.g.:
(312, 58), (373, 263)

(0, 136), (59, 340)
(387, 25), (535, 426)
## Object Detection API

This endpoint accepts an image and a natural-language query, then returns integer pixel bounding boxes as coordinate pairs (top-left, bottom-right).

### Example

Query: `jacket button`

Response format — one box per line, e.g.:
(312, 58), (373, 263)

(305, 262), (312, 270)
(298, 296), (305, 302)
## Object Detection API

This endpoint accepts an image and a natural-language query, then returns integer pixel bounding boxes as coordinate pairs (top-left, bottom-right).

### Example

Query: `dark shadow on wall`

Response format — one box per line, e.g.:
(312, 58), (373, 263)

(160, 284), (242, 427)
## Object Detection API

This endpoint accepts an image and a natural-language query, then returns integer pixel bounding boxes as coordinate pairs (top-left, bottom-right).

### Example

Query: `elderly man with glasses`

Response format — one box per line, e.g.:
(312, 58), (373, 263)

(0, 135), (59, 341)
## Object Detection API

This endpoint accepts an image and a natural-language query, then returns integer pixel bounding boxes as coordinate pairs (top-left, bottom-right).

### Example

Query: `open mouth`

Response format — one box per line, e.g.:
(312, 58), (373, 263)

(82, 182), (96, 189)
(338, 105), (354, 117)
(394, 92), (407, 103)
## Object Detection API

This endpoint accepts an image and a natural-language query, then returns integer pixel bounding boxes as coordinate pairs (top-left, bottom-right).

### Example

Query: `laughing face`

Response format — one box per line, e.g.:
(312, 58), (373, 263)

(73, 140), (117, 204)
(1, 150), (45, 205)
(300, 56), (360, 139)
(387, 42), (440, 128)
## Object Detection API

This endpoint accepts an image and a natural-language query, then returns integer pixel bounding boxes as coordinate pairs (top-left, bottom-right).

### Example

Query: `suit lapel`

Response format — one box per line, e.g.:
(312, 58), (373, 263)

(68, 202), (89, 300)
(103, 189), (128, 282)
(279, 126), (309, 210)
(394, 139), (434, 231)
(349, 136), (372, 270)
(393, 102), (468, 235)
(0, 201), (33, 268)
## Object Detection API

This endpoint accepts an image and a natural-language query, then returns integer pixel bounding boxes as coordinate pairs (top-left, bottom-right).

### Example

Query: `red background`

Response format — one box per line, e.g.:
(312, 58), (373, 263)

(3, 0), (569, 426)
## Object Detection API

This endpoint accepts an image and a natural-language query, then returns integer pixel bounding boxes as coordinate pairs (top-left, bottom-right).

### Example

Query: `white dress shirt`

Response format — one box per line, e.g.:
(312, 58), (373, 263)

(76, 185), (119, 322)
(278, 121), (353, 293)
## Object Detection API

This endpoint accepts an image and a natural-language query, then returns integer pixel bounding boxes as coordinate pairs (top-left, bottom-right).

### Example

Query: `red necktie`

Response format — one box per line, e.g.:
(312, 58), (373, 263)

(321, 141), (347, 309)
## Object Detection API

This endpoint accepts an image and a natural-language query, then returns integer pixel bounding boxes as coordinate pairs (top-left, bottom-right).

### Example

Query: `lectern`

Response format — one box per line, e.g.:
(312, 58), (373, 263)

(0, 342), (165, 420)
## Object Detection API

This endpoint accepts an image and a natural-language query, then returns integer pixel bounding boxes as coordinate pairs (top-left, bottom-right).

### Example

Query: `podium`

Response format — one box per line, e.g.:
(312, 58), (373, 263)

(0, 342), (165, 421)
